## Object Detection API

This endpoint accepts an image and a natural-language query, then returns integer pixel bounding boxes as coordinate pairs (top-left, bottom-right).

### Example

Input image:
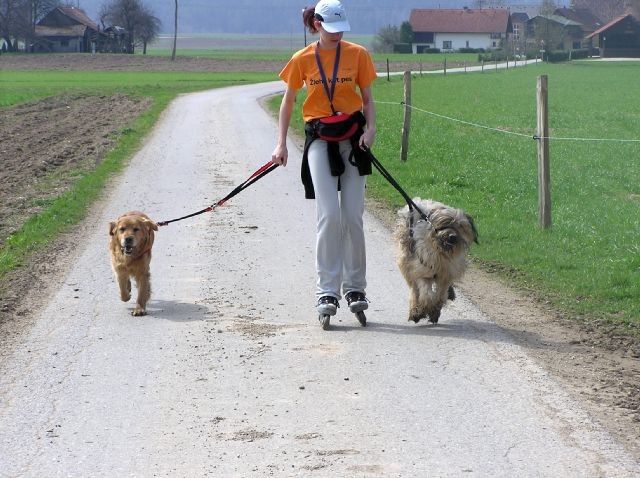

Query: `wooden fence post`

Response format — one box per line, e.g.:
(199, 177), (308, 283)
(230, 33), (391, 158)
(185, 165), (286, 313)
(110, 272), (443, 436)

(386, 58), (390, 81)
(444, 57), (447, 75)
(400, 71), (412, 162)
(537, 75), (551, 229)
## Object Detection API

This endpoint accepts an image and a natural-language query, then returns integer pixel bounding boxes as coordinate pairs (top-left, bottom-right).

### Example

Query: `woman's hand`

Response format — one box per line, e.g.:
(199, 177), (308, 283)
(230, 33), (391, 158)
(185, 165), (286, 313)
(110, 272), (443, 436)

(359, 126), (376, 150)
(271, 144), (288, 167)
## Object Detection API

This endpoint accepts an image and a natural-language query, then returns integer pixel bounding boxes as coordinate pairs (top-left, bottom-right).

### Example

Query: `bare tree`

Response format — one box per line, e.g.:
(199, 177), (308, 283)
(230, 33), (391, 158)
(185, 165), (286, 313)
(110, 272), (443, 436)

(25, 0), (59, 48)
(572, 0), (630, 22)
(540, 0), (558, 16)
(0, 0), (31, 51)
(372, 24), (400, 53)
(28, 0), (58, 28)
(171, 0), (177, 61)
(137, 3), (160, 54)
(100, 0), (160, 54)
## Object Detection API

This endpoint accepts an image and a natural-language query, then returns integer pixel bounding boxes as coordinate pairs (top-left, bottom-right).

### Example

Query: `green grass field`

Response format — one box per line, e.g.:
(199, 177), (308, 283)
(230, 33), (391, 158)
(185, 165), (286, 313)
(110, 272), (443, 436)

(368, 61), (640, 327)
(2, 59), (638, 331)
(149, 32), (376, 53)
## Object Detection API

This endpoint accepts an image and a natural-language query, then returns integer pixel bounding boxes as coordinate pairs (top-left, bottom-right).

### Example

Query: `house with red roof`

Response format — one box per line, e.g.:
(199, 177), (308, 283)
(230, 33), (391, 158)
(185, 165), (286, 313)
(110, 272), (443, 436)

(33, 6), (103, 53)
(409, 8), (513, 53)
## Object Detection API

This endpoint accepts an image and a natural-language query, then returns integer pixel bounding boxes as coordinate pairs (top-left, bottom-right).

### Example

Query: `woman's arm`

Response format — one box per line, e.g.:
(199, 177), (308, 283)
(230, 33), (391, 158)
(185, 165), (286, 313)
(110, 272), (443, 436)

(271, 86), (298, 167)
(359, 86), (376, 150)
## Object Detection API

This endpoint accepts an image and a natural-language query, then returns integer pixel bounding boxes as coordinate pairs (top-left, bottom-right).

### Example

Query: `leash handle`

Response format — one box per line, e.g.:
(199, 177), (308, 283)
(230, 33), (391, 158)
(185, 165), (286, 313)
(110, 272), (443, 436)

(157, 161), (279, 227)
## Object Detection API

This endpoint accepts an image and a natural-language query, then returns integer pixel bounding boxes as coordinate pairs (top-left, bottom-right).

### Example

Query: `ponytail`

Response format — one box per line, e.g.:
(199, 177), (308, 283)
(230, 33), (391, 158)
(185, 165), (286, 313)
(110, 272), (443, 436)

(302, 6), (319, 34)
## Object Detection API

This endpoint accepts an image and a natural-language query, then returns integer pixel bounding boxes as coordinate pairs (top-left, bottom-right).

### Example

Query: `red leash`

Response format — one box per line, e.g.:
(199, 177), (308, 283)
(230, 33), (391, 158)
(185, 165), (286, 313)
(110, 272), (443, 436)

(157, 161), (279, 227)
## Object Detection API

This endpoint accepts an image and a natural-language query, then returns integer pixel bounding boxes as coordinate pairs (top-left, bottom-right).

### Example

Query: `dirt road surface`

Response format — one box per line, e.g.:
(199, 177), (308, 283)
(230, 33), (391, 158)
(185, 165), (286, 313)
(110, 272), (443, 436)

(1, 81), (639, 476)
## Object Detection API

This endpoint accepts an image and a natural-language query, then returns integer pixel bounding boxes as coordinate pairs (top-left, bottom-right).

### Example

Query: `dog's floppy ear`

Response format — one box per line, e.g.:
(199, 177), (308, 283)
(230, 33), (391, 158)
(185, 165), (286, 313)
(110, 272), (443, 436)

(465, 213), (479, 244)
(109, 221), (117, 236)
(145, 219), (159, 232)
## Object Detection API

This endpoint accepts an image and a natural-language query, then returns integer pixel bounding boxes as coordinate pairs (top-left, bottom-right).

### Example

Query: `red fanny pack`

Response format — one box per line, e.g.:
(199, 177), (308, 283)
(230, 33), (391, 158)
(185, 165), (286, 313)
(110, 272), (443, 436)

(316, 113), (359, 142)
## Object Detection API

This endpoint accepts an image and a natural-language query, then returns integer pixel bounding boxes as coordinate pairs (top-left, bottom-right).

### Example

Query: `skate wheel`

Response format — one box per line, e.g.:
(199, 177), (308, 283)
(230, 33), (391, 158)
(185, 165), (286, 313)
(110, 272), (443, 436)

(318, 314), (331, 330)
(355, 310), (367, 327)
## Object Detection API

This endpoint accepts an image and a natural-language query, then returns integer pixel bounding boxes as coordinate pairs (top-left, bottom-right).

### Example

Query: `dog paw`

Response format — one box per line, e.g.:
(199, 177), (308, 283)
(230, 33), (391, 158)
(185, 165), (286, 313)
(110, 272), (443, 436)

(427, 310), (441, 324)
(131, 307), (146, 317)
(121, 293), (131, 302)
(447, 285), (456, 301)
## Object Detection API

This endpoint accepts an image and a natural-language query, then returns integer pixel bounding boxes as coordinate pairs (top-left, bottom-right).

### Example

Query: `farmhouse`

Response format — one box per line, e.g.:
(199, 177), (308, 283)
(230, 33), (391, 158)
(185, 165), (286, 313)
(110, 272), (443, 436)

(409, 8), (513, 53)
(554, 7), (603, 38)
(526, 14), (584, 52)
(586, 14), (640, 58)
(553, 6), (603, 50)
(33, 6), (102, 53)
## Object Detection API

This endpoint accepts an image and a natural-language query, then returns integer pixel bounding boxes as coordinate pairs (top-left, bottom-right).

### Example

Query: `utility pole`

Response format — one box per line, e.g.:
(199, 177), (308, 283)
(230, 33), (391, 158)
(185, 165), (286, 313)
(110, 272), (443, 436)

(171, 0), (178, 61)
(302, 9), (307, 46)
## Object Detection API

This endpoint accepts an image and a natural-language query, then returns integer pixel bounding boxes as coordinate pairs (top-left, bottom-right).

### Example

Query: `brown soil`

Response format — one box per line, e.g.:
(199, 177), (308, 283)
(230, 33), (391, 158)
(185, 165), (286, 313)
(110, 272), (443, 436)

(0, 51), (462, 74)
(1, 53), (638, 461)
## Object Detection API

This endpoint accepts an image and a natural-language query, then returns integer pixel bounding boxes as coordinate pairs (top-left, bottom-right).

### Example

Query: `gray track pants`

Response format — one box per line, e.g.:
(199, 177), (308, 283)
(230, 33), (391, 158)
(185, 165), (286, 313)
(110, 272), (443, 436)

(307, 139), (367, 301)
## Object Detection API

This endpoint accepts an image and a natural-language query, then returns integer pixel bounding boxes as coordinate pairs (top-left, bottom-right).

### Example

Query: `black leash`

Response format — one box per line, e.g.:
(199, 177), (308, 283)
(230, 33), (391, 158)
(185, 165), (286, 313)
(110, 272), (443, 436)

(361, 146), (434, 230)
(157, 161), (279, 227)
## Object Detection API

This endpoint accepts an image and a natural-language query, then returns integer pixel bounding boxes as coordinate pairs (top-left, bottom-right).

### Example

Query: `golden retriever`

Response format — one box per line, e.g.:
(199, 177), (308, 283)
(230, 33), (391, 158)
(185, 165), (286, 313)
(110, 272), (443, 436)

(108, 211), (158, 316)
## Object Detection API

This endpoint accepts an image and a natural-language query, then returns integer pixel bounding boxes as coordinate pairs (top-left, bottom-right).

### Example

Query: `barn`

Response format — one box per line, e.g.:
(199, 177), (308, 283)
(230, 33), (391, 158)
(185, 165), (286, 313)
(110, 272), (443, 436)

(34, 6), (102, 53)
(586, 14), (640, 58)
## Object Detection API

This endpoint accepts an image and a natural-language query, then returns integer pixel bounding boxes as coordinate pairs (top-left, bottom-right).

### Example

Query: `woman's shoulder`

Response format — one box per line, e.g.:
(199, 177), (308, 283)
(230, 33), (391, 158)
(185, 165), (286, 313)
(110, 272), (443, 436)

(341, 40), (371, 54)
(291, 42), (316, 60)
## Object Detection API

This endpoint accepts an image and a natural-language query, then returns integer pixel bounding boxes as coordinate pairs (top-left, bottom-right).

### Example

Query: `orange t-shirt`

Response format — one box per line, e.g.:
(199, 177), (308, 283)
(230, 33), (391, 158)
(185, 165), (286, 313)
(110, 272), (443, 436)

(279, 40), (377, 123)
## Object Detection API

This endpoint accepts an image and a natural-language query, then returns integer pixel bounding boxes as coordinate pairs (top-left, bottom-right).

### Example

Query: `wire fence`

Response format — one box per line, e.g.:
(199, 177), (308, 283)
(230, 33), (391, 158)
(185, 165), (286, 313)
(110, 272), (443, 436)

(374, 100), (640, 144)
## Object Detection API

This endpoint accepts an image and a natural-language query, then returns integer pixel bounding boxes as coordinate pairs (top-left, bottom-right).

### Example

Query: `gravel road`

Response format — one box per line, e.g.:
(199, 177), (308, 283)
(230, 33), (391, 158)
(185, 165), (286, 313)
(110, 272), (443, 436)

(0, 82), (638, 477)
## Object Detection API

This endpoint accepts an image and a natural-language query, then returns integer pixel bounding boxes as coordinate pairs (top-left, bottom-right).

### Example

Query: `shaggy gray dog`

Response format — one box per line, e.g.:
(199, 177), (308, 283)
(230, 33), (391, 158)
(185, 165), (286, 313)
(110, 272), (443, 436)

(394, 198), (478, 324)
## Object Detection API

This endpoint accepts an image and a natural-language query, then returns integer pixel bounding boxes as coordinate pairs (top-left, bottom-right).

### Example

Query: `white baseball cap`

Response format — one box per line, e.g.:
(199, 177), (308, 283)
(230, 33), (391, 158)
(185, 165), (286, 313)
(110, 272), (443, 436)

(315, 0), (350, 33)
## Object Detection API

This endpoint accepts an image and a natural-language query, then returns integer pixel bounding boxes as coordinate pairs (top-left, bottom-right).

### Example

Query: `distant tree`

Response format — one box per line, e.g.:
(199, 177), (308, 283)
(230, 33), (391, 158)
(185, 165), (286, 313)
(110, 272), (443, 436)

(137, 3), (160, 54)
(0, 0), (31, 51)
(100, 0), (160, 54)
(372, 24), (399, 53)
(540, 0), (557, 16)
(572, 0), (635, 22)
(399, 21), (412, 44)
(28, 0), (58, 25)
(25, 0), (59, 48)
